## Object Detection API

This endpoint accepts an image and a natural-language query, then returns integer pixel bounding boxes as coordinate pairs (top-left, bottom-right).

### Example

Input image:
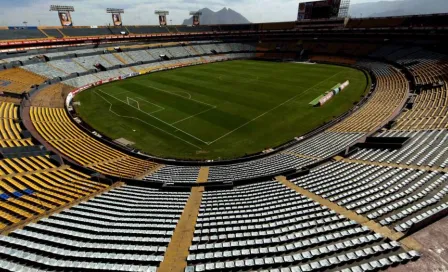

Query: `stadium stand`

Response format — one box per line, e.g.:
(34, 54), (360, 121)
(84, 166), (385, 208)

(144, 165), (200, 184)
(329, 62), (409, 133)
(0, 154), (109, 232)
(40, 28), (64, 38)
(0, 14), (448, 271)
(186, 180), (419, 271)
(48, 59), (87, 75)
(126, 26), (170, 34)
(30, 83), (73, 108)
(0, 68), (46, 94)
(0, 102), (33, 148)
(0, 184), (189, 270)
(350, 130), (448, 168)
(21, 62), (68, 79)
(291, 160), (447, 233)
(59, 28), (113, 37)
(124, 50), (155, 62)
(29, 107), (158, 178)
(392, 51), (447, 130)
(0, 29), (46, 40)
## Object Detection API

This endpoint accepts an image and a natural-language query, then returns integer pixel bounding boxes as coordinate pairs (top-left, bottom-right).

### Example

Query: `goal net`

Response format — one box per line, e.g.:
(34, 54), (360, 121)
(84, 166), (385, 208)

(126, 97), (140, 110)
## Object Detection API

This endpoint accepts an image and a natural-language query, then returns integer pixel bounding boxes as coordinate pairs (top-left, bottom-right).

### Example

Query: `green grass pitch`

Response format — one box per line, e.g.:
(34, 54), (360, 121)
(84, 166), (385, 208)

(74, 60), (368, 160)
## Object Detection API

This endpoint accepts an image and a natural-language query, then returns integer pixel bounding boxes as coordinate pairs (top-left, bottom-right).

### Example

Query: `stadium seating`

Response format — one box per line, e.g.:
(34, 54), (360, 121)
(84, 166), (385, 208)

(0, 68), (46, 94)
(0, 102), (33, 148)
(75, 55), (115, 70)
(144, 165), (200, 183)
(0, 184), (189, 270)
(40, 28), (64, 38)
(351, 129), (448, 168)
(21, 62), (68, 79)
(48, 59), (88, 75)
(30, 83), (73, 108)
(0, 154), (108, 232)
(59, 28), (113, 37)
(2, 23), (448, 271)
(393, 51), (447, 130)
(125, 50), (155, 62)
(186, 180), (418, 271)
(291, 160), (448, 233)
(0, 29), (46, 40)
(206, 132), (362, 182)
(30, 107), (158, 178)
(126, 26), (169, 34)
(329, 61), (409, 132)
(63, 74), (101, 88)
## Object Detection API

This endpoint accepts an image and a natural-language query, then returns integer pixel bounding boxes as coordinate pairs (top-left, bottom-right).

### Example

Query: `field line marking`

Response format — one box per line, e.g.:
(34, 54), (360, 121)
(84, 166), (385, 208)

(207, 71), (345, 146)
(112, 90), (131, 96)
(170, 91), (192, 99)
(134, 97), (165, 111)
(96, 89), (210, 145)
(171, 106), (217, 125)
(145, 84), (216, 108)
(93, 90), (203, 150)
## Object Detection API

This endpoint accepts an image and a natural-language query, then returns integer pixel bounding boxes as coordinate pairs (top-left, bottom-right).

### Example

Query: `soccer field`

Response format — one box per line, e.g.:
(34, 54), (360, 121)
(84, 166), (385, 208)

(74, 60), (368, 160)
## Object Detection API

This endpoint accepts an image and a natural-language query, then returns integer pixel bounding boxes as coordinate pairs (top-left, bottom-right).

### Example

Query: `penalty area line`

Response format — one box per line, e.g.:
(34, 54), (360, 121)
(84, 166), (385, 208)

(96, 89), (210, 145)
(93, 90), (203, 150)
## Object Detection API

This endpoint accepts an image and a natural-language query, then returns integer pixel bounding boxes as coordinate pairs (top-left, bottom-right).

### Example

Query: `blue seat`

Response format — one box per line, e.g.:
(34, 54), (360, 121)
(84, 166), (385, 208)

(0, 194), (10, 200)
(13, 192), (23, 197)
(24, 189), (34, 195)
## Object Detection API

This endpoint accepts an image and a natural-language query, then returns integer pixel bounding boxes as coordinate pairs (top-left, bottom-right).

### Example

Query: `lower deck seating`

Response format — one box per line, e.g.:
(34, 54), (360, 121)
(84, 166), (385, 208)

(0, 184), (189, 271)
(30, 107), (158, 178)
(186, 180), (419, 271)
(0, 102), (33, 148)
(309, 55), (357, 65)
(292, 161), (448, 233)
(351, 129), (448, 168)
(145, 165), (200, 183)
(0, 155), (108, 232)
(30, 83), (74, 108)
(329, 61), (409, 133)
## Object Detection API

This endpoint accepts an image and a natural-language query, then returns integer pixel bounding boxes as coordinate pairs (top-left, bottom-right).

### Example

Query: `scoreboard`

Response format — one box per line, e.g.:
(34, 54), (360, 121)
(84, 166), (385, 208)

(297, 0), (342, 20)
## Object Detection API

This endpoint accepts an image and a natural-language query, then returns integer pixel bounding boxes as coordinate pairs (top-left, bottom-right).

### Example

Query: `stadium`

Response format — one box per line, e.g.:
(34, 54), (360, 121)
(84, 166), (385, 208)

(0, 0), (447, 271)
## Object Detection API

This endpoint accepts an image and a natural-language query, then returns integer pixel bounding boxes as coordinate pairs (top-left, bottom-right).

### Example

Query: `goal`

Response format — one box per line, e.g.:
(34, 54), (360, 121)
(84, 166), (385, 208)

(126, 97), (140, 110)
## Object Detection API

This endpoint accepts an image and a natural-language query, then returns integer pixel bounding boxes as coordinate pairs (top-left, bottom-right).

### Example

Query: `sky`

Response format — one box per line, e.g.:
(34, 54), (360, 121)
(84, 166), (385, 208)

(0, 0), (389, 27)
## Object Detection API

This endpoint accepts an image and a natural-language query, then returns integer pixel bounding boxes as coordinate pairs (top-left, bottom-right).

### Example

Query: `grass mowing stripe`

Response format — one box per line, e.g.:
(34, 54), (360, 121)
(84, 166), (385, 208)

(207, 70), (345, 145)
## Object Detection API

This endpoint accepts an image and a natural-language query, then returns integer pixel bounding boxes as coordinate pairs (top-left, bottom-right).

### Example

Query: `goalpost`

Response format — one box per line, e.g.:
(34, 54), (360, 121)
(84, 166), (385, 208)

(126, 97), (140, 110)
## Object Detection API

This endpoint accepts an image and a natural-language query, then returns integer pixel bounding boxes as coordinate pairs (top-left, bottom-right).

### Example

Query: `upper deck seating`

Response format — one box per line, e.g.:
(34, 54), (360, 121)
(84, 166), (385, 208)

(127, 26), (169, 34)
(0, 29), (46, 40)
(59, 28), (112, 37)
(41, 28), (64, 38)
